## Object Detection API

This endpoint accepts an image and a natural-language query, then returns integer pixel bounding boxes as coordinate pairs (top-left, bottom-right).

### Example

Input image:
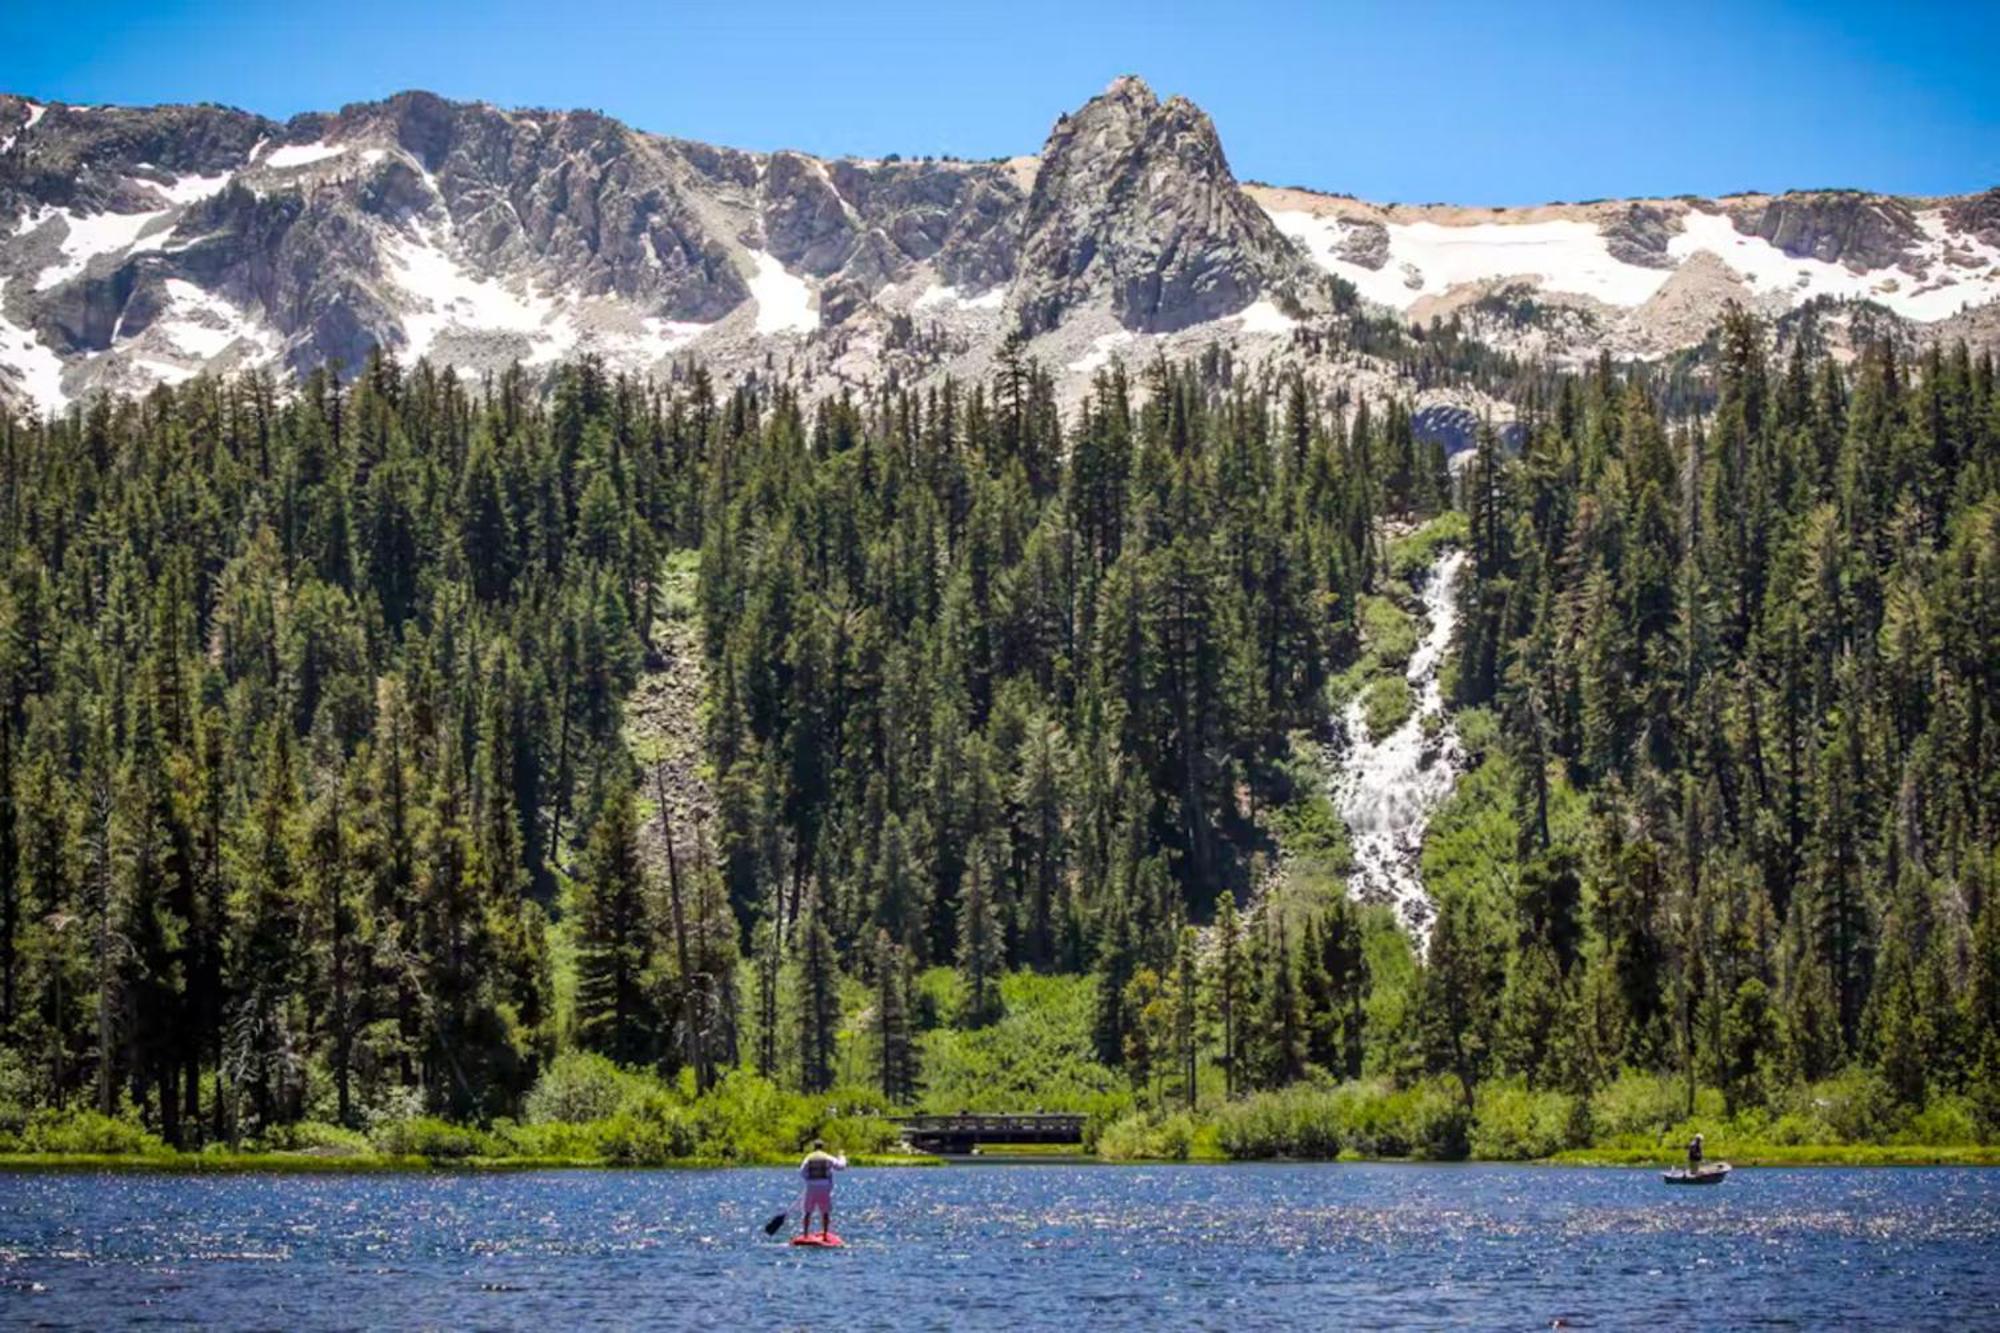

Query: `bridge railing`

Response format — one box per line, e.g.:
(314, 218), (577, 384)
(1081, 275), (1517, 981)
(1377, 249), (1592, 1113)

(894, 1113), (1087, 1145)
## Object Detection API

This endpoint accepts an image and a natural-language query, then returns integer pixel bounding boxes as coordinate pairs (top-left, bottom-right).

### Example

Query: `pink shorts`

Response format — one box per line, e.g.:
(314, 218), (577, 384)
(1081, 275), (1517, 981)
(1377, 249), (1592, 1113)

(803, 1183), (833, 1211)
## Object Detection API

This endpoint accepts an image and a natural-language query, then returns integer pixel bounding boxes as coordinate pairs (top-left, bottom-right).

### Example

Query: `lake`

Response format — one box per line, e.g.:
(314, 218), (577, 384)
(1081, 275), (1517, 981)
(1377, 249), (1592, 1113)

(2, 1164), (1997, 1328)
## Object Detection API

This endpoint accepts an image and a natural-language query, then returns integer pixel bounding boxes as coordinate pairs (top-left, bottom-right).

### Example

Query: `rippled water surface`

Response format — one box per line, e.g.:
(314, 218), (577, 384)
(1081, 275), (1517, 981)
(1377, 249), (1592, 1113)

(3, 1164), (1997, 1328)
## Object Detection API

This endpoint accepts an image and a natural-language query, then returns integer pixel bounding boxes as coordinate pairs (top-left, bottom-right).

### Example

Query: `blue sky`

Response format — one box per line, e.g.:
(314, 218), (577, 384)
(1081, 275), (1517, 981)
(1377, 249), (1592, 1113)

(4, 0), (1995, 204)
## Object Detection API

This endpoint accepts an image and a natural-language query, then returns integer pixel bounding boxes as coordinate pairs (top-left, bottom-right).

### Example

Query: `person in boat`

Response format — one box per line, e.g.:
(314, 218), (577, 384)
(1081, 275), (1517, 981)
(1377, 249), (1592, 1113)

(798, 1139), (848, 1238)
(1686, 1132), (1705, 1172)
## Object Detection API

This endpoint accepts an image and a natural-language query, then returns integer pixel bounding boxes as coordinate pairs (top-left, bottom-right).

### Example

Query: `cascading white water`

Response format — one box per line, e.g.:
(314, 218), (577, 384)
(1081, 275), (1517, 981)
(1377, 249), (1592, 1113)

(1334, 548), (1469, 943)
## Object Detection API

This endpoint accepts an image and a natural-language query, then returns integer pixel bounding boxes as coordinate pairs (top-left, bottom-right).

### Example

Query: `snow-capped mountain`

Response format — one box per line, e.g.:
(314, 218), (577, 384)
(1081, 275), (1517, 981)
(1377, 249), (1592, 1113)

(2, 78), (1996, 415)
(1256, 185), (2000, 360)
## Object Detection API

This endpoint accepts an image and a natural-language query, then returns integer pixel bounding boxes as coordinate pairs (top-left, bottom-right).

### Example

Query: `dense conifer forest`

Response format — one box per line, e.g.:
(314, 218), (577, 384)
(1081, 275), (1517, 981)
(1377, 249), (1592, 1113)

(1, 312), (1997, 1162)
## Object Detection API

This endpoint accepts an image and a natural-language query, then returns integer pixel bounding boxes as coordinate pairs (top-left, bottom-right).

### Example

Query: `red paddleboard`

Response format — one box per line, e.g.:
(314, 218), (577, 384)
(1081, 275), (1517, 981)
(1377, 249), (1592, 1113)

(790, 1233), (845, 1248)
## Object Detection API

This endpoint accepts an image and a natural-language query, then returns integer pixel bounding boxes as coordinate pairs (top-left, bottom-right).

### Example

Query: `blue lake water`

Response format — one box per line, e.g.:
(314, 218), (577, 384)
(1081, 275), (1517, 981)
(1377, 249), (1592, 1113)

(2, 1163), (1997, 1328)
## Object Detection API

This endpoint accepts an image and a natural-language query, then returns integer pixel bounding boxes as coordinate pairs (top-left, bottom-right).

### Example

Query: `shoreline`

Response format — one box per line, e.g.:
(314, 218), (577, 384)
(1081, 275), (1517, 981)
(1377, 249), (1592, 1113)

(3, 1146), (1996, 1173)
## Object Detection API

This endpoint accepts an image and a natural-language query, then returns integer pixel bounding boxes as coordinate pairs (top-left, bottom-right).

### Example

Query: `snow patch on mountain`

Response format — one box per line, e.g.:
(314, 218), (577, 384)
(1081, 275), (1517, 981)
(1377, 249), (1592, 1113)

(1068, 329), (1134, 376)
(31, 206), (171, 291)
(637, 316), (709, 353)
(1272, 210), (1672, 310)
(153, 170), (235, 205)
(156, 279), (259, 360)
(265, 141), (347, 169)
(747, 250), (816, 335)
(1667, 209), (2000, 321)
(1235, 298), (1297, 334)
(0, 279), (68, 410)
(385, 222), (561, 360)
(1272, 201), (2000, 326)
(915, 282), (1007, 312)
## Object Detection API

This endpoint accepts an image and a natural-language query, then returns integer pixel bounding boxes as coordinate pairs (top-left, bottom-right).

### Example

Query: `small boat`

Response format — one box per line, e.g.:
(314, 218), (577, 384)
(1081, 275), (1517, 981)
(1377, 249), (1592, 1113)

(1661, 1163), (1731, 1186)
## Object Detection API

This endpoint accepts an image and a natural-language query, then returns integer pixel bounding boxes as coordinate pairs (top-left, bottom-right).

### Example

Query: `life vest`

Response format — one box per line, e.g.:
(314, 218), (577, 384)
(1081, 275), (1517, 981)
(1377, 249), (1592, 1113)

(803, 1154), (834, 1181)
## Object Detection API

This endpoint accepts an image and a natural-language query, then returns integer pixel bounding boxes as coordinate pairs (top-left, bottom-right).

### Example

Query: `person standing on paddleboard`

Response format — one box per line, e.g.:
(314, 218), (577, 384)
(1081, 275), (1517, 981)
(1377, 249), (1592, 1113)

(798, 1140), (848, 1239)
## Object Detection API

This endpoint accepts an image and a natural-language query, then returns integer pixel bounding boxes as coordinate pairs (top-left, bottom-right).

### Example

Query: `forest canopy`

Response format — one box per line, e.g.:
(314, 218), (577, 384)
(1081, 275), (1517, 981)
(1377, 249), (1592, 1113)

(1, 313), (1998, 1159)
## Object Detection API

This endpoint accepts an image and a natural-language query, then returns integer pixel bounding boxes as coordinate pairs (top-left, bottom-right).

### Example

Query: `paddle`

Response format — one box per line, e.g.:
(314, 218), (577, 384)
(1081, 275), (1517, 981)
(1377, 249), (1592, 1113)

(763, 1186), (806, 1236)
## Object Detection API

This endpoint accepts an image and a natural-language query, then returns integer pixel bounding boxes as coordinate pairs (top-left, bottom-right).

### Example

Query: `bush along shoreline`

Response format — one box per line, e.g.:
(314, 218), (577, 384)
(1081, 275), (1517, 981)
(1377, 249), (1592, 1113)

(5, 1060), (1996, 1171)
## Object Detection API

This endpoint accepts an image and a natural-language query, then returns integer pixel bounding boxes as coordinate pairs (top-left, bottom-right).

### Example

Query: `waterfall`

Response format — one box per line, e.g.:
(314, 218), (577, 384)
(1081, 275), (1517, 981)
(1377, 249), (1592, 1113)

(1333, 547), (1469, 944)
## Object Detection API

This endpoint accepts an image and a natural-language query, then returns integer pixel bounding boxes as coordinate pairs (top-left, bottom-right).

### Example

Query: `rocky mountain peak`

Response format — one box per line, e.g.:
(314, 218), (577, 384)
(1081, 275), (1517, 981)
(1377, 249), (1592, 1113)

(1083, 74), (1161, 123)
(5, 82), (1996, 416)
(1012, 77), (1314, 334)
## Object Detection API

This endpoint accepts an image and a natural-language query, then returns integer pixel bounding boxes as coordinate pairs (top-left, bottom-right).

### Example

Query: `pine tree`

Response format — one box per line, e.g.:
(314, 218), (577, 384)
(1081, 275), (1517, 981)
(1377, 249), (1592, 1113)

(796, 890), (840, 1095)
(1175, 925), (1199, 1110)
(957, 838), (1005, 1028)
(1209, 891), (1245, 1097)
(572, 766), (657, 1066)
(875, 929), (915, 1105)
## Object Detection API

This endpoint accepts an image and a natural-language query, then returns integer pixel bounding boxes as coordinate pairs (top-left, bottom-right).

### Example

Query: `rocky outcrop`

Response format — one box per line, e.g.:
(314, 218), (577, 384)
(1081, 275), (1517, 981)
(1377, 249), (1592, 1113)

(1943, 187), (2000, 250)
(1601, 203), (1679, 269)
(333, 93), (751, 321)
(1011, 76), (1316, 334)
(766, 153), (1024, 315)
(761, 150), (857, 277)
(1728, 190), (1923, 273)
(0, 97), (272, 216)
(824, 158), (1021, 294)
(1336, 219), (1390, 270)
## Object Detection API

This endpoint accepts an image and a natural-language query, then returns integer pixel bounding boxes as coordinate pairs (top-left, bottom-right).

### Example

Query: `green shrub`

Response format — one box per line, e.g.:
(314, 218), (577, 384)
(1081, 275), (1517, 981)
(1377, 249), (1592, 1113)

(820, 1113), (902, 1157)
(1363, 675), (1415, 741)
(1387, 512), (1469, 583)
(1455, 706), (1499, 760)
(1893, 1097), (1978, 1147)
(495, 1119), (609, 1161)
(1093, 1112), (1156, 1161)
(1214, 1086), (1345, 1159)
(659, 548), (701, 619)
(257, 1121), (373, 1156)
(596, 1102), (699, 1164)
(20, 1110), (167, 1156)
(0, 1048), (34, 1135)
(372, 1116), (496, 1160)
(1471, 1081), (1581, 1160)
(1359, 596), (1419, 669)
(1794, 1068), (1899, 1143)
(1762, 1111), (1834, 1146)
(1269, 737), (1352, 866)
(525, 1051), (658, 1125)
(1328, 1082), (1410, 1156)
(1203, 1079), (1469, 1162)
(1403, 1078), (1472, 1159)
(1097, 1110), (1206, 1161)
(687, 1071), (822, 1161)
(919, 973), (1119, 1113)
(1589, 1071), (1687, 1141)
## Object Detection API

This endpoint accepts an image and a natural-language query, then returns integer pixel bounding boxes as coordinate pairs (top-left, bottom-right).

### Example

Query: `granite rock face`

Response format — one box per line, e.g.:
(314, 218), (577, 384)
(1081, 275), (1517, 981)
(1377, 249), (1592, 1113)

(1011, 76), (1317, 334)
(1943, 188), (2000, 250)
(1728, 191), (1924, 273)
(2, 82), (1995, 413)
(1335, 219), (1390, 270)
(0, 84), (1056, 406)
(1601, 203), (1680, 269)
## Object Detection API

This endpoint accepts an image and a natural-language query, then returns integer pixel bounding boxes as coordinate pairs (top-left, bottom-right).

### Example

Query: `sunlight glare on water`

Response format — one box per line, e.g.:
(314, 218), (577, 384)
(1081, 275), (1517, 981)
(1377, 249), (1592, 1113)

(2, 1165), (1998, 1328)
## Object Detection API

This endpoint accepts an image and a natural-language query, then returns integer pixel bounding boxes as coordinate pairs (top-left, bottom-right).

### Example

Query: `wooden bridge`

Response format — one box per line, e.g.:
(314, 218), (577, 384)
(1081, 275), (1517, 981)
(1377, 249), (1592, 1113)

(896, 1113), (1087, 1155)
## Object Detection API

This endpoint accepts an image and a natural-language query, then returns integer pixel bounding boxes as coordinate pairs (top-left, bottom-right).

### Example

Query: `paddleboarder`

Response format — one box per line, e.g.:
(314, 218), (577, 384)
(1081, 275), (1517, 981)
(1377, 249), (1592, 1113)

(798, 1140), (848, 1240)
